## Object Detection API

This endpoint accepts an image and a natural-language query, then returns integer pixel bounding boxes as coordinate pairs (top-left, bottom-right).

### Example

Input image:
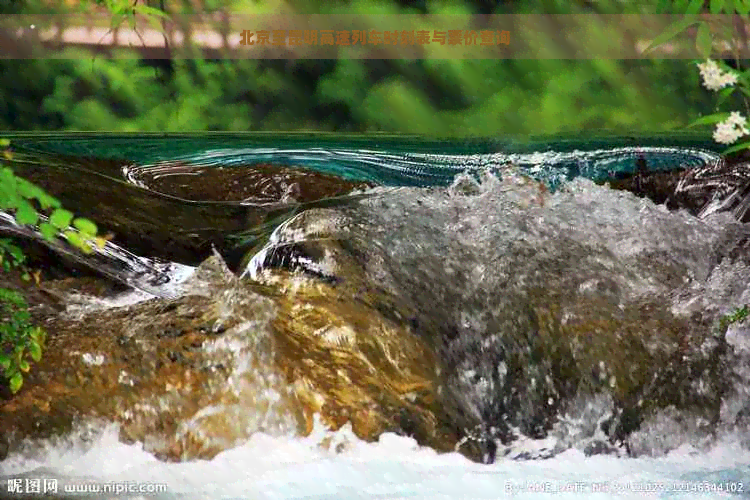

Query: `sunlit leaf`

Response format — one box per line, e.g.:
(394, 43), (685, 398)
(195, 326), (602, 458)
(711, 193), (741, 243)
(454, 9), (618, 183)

(688, 112), (730, 127)
(39, 222), (57, 241)
(63, 230), (85, 249)
(28, 341), (42, 362)
(15, 201), (38, 225)
(133, 4), (170, 19)
(9, 372), (22, 393)
(73, 218), (98, 237)
(49, 208), (74, 230)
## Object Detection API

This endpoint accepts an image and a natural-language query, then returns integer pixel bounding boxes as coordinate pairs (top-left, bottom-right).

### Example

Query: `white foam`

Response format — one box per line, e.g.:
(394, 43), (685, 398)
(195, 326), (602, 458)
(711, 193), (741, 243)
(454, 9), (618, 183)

(61, 262), (196, 318)
(1, 420), (748, 500)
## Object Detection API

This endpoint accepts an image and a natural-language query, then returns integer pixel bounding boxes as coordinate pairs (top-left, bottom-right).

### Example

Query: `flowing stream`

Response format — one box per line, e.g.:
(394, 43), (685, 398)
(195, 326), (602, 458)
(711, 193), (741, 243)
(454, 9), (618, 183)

(0, 134), (749, 499)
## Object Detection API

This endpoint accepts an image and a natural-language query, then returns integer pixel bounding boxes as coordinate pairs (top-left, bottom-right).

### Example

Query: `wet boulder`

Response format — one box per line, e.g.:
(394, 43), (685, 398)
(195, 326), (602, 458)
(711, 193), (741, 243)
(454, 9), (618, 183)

(246, 173), (750, 459)
(0, 253), (468, 462)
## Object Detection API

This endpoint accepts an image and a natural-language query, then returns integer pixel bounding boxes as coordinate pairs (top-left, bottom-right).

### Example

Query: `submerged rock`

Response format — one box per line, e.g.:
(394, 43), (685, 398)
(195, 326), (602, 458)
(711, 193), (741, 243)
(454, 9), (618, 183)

(0, 253), (467, 463)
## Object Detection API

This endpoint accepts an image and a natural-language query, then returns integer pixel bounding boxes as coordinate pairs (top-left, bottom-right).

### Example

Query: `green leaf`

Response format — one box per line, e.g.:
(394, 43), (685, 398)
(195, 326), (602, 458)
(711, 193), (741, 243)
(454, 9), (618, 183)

(688, 112), (730, 127)
(111, 12), (125, 29)
(16, 178), (60, 209)
(722, 140), (750, 154)
(0, 354), (10, 370)
(37, 191), (60, 210)
(29, 327), (43, 343)
(0, 138), (9, 147)
(716, 85), (737, 107)
(15, 178), (42, 199)
(133, 4), (170, 19)
(144, 14), (166, 34)
(18, 359), (29, 373)
(28, 341), (42, 362)
(39, 222), (57, 241)
(15, 201), (38, 225)
(686, 0), (706, 13)
(710, 0), (727, 13)
(696, 22), (713, 59)
(35, 327), (46, 344)
(715, 59), (737, 74)
(3, 242), (24, 263)
(9, 372), (22, 393)
(73, 218), (98, 237)
(49, 208), (73, 230)
(643, 16), (701, 54)
(734, 0), (750, 15)
(109, 0), (128, 15)
(63, 230), (90, 252)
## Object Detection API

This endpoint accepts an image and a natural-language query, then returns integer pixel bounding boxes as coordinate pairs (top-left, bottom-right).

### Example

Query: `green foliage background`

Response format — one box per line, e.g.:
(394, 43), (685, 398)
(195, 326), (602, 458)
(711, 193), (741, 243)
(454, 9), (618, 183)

(0, 0), (744, 136)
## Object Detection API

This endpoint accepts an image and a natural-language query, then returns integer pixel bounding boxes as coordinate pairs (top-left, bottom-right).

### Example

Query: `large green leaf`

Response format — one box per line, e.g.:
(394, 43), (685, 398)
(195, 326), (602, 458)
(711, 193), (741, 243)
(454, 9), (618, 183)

(696, 23), (713, 59)
(688, 112), (730, 127)
(643, 16), (701, 54)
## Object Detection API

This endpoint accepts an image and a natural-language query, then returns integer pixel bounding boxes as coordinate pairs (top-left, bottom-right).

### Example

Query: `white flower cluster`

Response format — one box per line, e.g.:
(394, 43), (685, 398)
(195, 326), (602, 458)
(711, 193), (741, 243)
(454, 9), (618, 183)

(697, 59), (738, 91)
(713, 111), (749, 145)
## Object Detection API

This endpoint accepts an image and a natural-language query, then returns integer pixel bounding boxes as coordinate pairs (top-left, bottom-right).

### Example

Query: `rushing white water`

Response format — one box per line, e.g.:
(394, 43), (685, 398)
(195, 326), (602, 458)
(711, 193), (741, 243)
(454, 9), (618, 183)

(1, 419), (749, 500)
(4, 172), (750, 500)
